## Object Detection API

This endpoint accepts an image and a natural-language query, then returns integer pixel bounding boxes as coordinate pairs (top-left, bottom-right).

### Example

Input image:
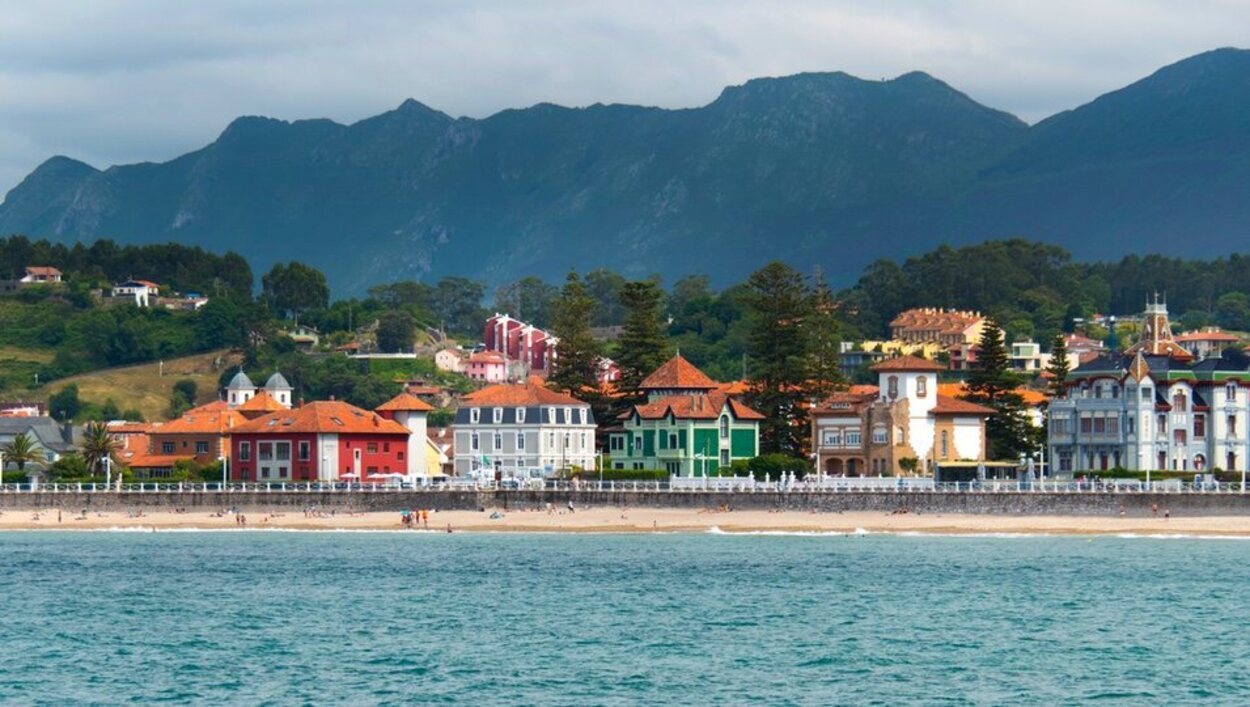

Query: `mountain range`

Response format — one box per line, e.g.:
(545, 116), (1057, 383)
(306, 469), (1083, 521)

(2, 48), (1249, 294)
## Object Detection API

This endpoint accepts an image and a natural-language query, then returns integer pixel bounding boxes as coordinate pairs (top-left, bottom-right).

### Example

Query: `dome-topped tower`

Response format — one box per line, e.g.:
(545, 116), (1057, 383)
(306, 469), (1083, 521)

(226, 370), (256, 407)
(264, 372), (293, 408)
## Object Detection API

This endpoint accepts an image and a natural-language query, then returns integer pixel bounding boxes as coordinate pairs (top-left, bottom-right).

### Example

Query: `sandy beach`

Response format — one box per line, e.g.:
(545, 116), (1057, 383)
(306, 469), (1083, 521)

(4, 504), (1250, 536)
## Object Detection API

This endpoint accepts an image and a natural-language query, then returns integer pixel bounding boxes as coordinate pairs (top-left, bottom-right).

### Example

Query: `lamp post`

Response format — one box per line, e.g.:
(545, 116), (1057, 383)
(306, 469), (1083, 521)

(103, 455), (112, 490)
(219, 455), (228, 489)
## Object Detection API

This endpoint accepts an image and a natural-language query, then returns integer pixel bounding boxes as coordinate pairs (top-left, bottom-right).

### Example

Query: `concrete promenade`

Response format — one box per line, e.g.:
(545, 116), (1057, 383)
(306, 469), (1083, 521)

(5, 488), (1250, 516)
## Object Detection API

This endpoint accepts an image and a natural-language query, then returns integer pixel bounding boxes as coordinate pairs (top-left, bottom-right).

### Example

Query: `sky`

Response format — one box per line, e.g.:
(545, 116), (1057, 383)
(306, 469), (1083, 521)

(1, 0), (1247, 195)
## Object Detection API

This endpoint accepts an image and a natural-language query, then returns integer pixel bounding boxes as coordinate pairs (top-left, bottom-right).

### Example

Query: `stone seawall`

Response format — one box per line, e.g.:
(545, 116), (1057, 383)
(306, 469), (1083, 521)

(5, 490), (1250, 517)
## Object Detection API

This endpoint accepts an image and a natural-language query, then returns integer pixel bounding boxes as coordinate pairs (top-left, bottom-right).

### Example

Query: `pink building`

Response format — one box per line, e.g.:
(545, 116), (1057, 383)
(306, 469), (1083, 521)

(483, 313), (558, 374)
(466, 352), (508, 382)
(597, 357), (621, 384)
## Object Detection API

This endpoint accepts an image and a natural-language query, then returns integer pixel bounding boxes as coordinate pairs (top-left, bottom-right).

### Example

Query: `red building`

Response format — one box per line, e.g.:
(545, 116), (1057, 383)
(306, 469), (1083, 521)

(483, 313), (557, 374)
(229, 401), (410, 482)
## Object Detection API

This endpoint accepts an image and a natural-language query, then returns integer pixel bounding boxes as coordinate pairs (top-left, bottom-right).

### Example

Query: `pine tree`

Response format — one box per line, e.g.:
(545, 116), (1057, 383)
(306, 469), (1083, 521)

(743, 262), (815, 457)
(616, 280), (669, 403)
(965, 320), (1039, 459)
(807, 274), (844, 401)
(1044, 333), (1070, 400)
(548, 272), (602, 396)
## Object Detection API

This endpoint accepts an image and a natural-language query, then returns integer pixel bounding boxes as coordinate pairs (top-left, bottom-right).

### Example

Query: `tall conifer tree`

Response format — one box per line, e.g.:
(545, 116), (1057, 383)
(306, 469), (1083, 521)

(807, 274), (844, 401)
(616, 280), (669, 403)
(1045, 333), (1070, 400)
(548, 272), (602, 396)
(743, 262), (814, 457)
(965, 320), (1039, 459)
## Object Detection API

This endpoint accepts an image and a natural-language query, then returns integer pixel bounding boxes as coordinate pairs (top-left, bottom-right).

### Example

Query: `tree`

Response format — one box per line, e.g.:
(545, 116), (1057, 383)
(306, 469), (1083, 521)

(48, 384), (82, 421)
(584, 268), (628, 326)
(548, 272), (601, 395)
(262, 262), (329, 321)
(169, 379), (198, 418)
(1044, 333), (1070, 400)
(965, 320), (1038, 460)
(80, 421), (119, 477)
(430, 277), (487, 336)
(743, 262), (816, 457)
(1, 432), (44, 473)
(493, 277), (558, 328)
(101, 398), (121, 421)
(615, 281), (669, 402)
(807, 274), (844, 399)
(376, 310), (416, 353)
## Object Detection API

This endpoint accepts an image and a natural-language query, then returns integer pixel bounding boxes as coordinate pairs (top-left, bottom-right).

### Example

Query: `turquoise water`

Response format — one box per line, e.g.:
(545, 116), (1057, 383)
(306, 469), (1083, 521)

(3, 531), (1250, 705)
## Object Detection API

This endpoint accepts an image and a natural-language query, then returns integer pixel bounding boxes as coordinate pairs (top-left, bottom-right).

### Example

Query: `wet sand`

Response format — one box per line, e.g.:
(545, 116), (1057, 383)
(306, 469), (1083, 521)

(2, 505), (1248, 536)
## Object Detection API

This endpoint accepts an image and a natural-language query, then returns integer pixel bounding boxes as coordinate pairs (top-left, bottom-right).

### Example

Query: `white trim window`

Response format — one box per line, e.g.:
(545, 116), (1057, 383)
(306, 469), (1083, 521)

(493, 407), (503, 424)
(517, 432), (526, 450)
(494, 432), (503, 451)
(470, 408), (481, 424)
(517, 408), (526, 423)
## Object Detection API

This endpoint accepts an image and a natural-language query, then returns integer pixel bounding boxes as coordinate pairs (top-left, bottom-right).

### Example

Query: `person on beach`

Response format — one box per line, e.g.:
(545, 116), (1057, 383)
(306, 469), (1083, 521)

(1164, 508), (1171, 520)
(1152, 503), (1159, 517)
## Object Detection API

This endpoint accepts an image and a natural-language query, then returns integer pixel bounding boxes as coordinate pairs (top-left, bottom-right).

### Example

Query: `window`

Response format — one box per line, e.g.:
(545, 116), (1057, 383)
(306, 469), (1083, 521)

(1228, 384), (1238, 403)
(917, 376), (927, 398)
(195, 441), (209, 454)
(895, 427), (904, 445)
(719, 416), (729, 439)
(1158, 451), (1167, 470)
(1051, 415), (1071, 435)
(1229, 452), (1238, 471)
(516, 408), (526, 423)
(1173, 391), (1188, 412)
(888, 376), (899, 399)
(161, 441), (175, 454)
(299, 441), (310, 461)
(383, 443), (390, 453)
(1080, 417), (1092, 435)
(823, 430), (841, 447)
(940, 431), (949, 458)
(1141, 386), (1152, 401)
(397, 451), (404, 460)
(259, 442), (273, 461)
(846, 431), (861, 447)
(1111, 384), (1119, 399)
(546, 408), (554, 423)
(633, 435), (641, 451)
(549, 432), (556, 447)
(469, 408), (480, 424)
(1195, 414), (1206, 439)
(1126, 417), (1135, 435)
(720, 449), (729, 466)
(494, 432), (502, 451)
(610, 436), (623, 452)
(1107, 417), (1119, 435)
(1093, 417), (1105, 434)
(1229, 414), (1238, 436)
(471, 432), (480, 451)
(669, 433), (678, 449)
(564, 408), (571, 424)
(493, 407), (503, 424)
(872, 426), (887, 445)
(1174, 430), (1187, 446)
(276, 442), (290, 461)
(517, 433), (525, 451)
(367, 442), (378, 454)
(1058, 453), (1073, 472)
(579, 409), (587, 425)
(1157, 414), (1167, 435)
(563, 433), (571, 450)
(239, 442), (251, 461)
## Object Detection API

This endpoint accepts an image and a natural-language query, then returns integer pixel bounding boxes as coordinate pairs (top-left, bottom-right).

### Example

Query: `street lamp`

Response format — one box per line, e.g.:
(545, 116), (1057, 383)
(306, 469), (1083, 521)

(219, 455), (228, 489)
(103, 455), (112, 490)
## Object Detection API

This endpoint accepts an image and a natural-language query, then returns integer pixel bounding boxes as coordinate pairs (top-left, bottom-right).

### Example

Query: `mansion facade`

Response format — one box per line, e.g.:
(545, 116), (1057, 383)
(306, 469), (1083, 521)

(1048, 300), (1249, 473)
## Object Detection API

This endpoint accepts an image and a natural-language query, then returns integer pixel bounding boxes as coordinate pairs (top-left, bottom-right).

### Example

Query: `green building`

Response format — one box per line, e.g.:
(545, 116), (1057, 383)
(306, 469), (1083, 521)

(608, 355), (763, 476)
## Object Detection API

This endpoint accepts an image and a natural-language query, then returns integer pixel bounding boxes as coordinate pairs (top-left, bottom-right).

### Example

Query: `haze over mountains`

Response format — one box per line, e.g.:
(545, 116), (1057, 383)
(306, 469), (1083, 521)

(2, 48), (1248, 294)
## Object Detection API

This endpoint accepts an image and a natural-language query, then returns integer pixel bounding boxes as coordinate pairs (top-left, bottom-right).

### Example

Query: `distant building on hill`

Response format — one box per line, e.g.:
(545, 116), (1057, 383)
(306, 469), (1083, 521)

(111, 279), (161, 307)
(20, 266), (62, 284)
(466, 351), (507, 382)
(1175, 328), (1242, 361)
(889, 308), (990, 347)
(483, 313), (558, 375)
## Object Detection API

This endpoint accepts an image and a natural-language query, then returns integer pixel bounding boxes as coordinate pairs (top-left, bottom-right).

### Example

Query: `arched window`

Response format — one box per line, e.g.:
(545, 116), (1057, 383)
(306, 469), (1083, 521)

(719, 415), (729, 439)
(917, 376), (928, 398)
(1172, 391), (1187, 412)
(888, 376), (899, 399)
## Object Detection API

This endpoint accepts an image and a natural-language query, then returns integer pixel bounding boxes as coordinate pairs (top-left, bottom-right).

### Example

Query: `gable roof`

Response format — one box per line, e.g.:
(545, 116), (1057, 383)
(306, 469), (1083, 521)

(627, 392), (764, 421)
(931, 395), (995, 416)
(639, 355), (719, 390)
(157, 401), (247, 435)
(376, 392), (435, 412)
(871, 355), (946, 372)
(236, 390), (287, 414)
(24, 266), (61, 277)
(462, 380), (588, 407)
(232, 401), (410, 435)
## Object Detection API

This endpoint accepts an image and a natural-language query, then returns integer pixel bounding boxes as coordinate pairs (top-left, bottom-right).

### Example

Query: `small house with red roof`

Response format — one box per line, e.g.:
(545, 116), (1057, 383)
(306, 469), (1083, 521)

(1175, 327), (1242, 361)
(229, 400), (412, 482)
(609, 355), (763, 476)
(20, 266), (62, 284)
(111, 279), (161, 307)
(812, 355), (993, 476)
(465, 351), (507, 382)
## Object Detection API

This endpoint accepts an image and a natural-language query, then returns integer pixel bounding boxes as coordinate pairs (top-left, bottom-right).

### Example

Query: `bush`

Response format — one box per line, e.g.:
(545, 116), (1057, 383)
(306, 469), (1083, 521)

(580, 468), (668, 481)
(742, 453), (813, 480)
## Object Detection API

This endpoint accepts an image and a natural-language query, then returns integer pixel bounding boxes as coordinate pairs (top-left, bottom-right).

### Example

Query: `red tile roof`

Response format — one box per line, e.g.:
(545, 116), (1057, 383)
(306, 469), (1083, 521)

(236, 390), (287, 413)
(233, 400), (410, 435)
(871, 355), (946, 372)
(931, 395), (995, 416)
(462, 380), (587, 407)
(1176, 329), (1240, 343)
(158, 401), (247, 434)
(25, 266), (62, 277)
(639, 355), (719, 390)
(468, 351), (506, 364)
(627, 392), (764, 421)
(376, 392), (435, 412)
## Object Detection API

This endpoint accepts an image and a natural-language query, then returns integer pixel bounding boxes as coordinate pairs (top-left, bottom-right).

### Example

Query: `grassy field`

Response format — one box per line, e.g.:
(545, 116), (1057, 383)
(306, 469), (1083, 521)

(51, 349), (242, 421)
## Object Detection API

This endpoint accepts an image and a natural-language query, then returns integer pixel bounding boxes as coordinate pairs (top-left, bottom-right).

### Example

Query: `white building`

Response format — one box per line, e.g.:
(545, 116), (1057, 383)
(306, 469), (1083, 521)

(224, 370), (294, 409)
(1048, 300), (1249, 473)
(452, 380), (595, 477)
(111, 279), (161, 307)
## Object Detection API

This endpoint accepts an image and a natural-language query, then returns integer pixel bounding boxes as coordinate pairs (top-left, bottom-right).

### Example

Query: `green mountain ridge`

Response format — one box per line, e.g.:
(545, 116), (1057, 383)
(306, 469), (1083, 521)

(2, 48), (1249, 293)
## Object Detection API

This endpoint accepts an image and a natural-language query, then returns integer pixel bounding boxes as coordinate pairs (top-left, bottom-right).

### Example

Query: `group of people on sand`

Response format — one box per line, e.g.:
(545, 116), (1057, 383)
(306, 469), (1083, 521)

(401, 508), (431, 529)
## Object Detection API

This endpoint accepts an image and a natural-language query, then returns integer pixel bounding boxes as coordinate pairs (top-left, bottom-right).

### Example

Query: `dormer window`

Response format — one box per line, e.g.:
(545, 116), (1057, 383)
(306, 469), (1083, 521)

(916, 376), (927, 398)
(469, 408), (480, 424)
(493, 407), (503, 424)
(516, 407), (526, 423)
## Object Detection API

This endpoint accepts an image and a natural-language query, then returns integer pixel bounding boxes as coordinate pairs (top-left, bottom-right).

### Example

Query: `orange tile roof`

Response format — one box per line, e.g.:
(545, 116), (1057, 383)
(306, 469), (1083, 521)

(126, 453), (189, 469)
(931, 395), (995, 416)
(158, 401), (247, 434)
(376, 392), (435, 412)
(1175, 329), (1241, 343)
(939, 381), (1047, 407)
(233, 400), (410, 435)
(468, 351), (506, 364)
(871, 355), (946, 372)
(462, 381), (587, 407)
(25, 266), (62, 277)
(716, 380), (751, 395)
(639, 355), (719, 390)
(236, 390), (287, 413)
(627, 392), (764, 421)
(889, 308), (983, 335)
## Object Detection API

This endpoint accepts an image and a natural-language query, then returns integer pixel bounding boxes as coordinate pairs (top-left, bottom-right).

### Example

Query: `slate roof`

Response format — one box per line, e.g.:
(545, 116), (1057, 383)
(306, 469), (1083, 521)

(462, 381), (588, 407)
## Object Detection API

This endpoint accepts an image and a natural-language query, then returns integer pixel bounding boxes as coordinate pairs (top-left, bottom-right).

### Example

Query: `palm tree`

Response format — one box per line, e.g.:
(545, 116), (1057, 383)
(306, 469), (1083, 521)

(2, 432), (45, 474)
(80, 421), (119, 477)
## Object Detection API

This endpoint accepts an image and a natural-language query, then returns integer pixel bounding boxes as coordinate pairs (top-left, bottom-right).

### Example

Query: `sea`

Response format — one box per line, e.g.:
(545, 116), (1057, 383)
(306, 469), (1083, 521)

(3, 531), (1250, 705)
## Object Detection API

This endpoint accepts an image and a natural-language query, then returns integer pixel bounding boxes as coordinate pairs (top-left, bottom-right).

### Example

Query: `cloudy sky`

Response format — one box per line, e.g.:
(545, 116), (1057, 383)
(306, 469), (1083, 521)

(1, 0), (1246, 194)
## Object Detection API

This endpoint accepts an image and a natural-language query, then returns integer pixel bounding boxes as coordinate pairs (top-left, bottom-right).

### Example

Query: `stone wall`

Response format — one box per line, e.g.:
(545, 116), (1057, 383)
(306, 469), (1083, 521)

(4, 489), (1250, 517)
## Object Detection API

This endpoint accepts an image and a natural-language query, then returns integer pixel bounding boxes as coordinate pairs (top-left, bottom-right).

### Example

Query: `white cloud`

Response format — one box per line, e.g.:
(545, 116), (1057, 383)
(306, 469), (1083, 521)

(0, 0), (1247, 194)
